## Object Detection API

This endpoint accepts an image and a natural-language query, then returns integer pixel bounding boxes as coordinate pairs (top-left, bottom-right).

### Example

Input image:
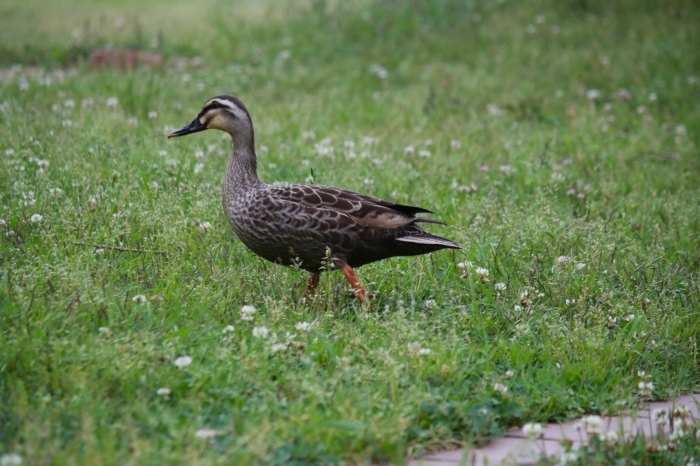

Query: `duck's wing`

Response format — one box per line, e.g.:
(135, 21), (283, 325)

(265, 184), (445, 230)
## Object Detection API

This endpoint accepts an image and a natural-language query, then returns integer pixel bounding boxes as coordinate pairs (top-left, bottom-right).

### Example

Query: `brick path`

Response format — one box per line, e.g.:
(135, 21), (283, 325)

(410, 393), (700, 466)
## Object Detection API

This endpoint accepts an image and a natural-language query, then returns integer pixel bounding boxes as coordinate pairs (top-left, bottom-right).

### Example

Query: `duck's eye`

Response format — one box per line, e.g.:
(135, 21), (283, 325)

(208, 102), (222, 110)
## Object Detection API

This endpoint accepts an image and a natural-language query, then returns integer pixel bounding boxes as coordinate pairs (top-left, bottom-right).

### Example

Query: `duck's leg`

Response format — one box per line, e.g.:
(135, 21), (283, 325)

(340, 264), (366, 303)
(301, 272), (320, 301)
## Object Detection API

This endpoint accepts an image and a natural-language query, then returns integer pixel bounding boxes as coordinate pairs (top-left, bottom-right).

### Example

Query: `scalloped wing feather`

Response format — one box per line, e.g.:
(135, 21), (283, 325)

(265, 184), (443, 230)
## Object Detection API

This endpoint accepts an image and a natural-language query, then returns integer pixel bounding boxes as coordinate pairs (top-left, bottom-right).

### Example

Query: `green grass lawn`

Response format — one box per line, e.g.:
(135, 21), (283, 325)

(1, 0), (699, 464)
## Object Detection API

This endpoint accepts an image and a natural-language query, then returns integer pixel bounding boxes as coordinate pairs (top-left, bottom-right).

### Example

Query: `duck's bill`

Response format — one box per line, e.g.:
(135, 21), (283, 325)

(168, 118), (206, 138)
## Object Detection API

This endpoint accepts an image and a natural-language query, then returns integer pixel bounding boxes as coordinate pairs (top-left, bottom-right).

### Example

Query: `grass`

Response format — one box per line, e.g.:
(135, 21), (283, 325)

(1, 0), (699, 464)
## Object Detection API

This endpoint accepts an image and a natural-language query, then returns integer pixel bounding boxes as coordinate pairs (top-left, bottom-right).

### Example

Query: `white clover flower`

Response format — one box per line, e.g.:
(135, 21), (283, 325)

(494, 282), (506, 291)
(271, 343), (287, 353)
(194, 162), (204, 175)
(603, 430), (618, 445)
(450, 140), (462, 149)
(404, 145), (415, 155)
(106, 97), (119, 107)
(294, 321), (312, 332)
(522, 422), (543, 439)
(584, 415), (603, 435)
(30, 213), (43, 223)
(223, 325), (235, 334)
(252, 326), (270, 339)
(586, 89), (601, 101)
(199, 221), (211, 234)
(240, 305), (256, 321)
(5, 148), (15, 156)
(174, 356), (192, 369)
(487, 103), (503, 116)
(638, 381), (654, 397)
(417, 348), (431, 356)
(194, 428), (219, 439)
(669, 427), (688, 441)
(156, 387), (171, 396)
(418, 149), (431, 158)
(98, 327), (110, 334)
(493, 382), (508, 394)
(475, 267), (490, 283)
(368, 63), (388, 80)
(505, 370), (514, 377)
(0, 453), (23, 466)
(652, 409), (669, 426)
(424, 299), (437, 310)
(132, 294), (147, 304)
(148, 111), (158, 119)
(558, 452), (578, 464)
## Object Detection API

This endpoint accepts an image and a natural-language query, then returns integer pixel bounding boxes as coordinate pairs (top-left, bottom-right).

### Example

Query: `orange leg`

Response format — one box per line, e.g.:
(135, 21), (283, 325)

(301, 272), (320, 301)
(341, 264), (367, 303)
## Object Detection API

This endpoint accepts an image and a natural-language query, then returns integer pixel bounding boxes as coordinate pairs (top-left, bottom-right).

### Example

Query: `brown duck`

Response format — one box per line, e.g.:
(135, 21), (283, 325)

(169, 95), (461, 302)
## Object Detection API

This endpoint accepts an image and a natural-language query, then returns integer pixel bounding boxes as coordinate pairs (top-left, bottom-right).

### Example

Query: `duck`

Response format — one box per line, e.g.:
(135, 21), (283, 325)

(168, 95), (461, 302)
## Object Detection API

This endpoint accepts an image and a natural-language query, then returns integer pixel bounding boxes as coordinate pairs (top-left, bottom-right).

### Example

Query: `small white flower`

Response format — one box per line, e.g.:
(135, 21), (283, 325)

(450, 140), (462, 149)
(174, 356), (192, 369)
(252, 326), (270, 338)
(194, 428), (219, 439)
(522, 422), (543, 439)
(271, 343), (287, 353)
(603, 430), (618, 445)
(487, 103), (503, 116)
(584, 415), (603, 435)
(638, 381), (654, 397)
(404, 145), (415, 155)
(5, 148), (15, 156)
(30, 213), (43, 223)
(294, 321), (312, 332)
(475, 267), (490, 284)
(559, 452), (578, 464)
(418, 348), (431, 356)
(575, 262), (586, 270)
(493, 382), (508, 394)
(652, 409), (669, 426)
(240, 305), (256, 321)
(106, 97), (119, 107)
(637, 370), (646, 378)
(418, 149), (431, 158)
(0, 454), (23, 466)
(156, 387), (171, 396)
(132, 294), (147, 304)
(494, 282), (506, 291)
(199, 221), (211, 234)
(505, 370), (514, 377)
(95, 248), (105, 255)
(148, 111), (158, 119)
(194, 162), (204, 175)
(98, 327), (110, 334)
(557, 255), (571, 265)
(223, 325), (235, 334)
(586, 89), (601, 101)
(368, 63), (389, 80)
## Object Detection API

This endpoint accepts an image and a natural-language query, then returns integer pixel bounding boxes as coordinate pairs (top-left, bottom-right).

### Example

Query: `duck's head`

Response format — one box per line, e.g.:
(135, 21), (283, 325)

(168, 95), (253, 140)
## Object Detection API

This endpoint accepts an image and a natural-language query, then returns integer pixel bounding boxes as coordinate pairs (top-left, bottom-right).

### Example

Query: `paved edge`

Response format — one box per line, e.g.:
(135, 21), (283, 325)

(409, 393), (700, 466)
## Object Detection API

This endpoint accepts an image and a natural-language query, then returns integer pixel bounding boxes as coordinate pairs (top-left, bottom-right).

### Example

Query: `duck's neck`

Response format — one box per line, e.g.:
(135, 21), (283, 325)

(224, 134), (263, 194)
